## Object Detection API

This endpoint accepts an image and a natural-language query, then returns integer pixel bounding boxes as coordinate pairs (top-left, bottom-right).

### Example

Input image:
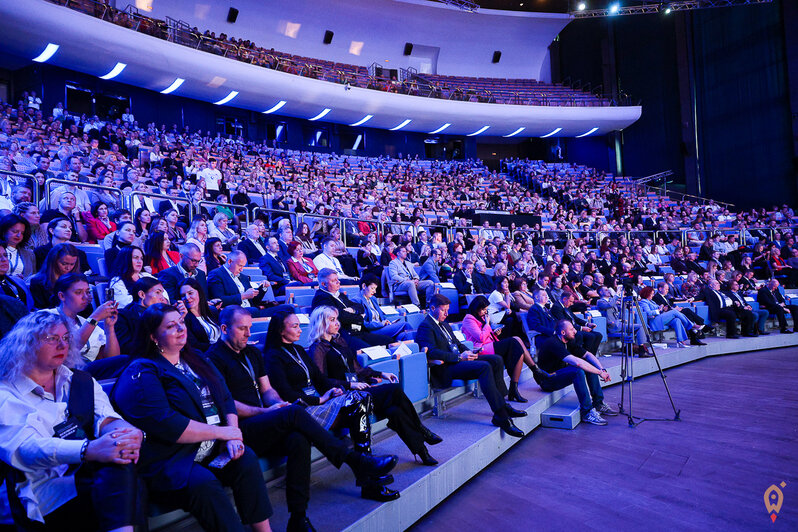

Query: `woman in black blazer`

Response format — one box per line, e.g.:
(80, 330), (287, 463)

(263, 309), (400, 502)
(112, 303), (273, 532)
(178, 277), (221, 352)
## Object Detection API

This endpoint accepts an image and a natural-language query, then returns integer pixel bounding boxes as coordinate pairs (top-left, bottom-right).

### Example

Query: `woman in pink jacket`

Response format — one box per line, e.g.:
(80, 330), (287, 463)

(461, 295), (545, 403)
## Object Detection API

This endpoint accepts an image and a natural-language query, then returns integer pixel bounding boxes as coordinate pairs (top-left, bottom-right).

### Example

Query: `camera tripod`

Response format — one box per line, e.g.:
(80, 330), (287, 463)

(617, 293), (681, 427)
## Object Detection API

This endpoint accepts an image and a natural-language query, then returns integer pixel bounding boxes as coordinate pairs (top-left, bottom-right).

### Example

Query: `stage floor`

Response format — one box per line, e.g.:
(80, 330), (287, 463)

(410, 347), (798, 531)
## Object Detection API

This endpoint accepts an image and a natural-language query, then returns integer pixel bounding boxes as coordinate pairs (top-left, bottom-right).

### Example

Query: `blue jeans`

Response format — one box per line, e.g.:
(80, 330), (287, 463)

(660, 310), (689, 342)
(538, 365), (605, 415)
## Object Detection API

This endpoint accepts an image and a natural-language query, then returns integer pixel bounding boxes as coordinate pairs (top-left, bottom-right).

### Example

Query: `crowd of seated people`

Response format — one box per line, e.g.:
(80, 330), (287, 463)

(51, 0), (607, 107)
(1, 95), (798, 529)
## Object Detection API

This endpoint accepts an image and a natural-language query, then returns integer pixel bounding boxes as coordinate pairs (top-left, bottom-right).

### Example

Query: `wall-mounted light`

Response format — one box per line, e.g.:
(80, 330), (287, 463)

(160, 78), (185, 94)
(429, 123), (451, 134)
(390, 119), (412, 131)
(309, 108), (332, 121)
(349, 114), (373, 127)
(99, 62), (127, 80)
(575, 127), (599, 138)
(467, 126), (490, 137)
(263, 101), (287, 114)
(540, 127), (562, 138)
(503, 127), (526, 138)
(213, 91), (239, 105)
(32, 43), (59, 63)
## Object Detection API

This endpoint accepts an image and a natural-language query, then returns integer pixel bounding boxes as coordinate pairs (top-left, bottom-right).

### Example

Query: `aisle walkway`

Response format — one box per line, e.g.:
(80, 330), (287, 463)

(410, 347), (798, 531)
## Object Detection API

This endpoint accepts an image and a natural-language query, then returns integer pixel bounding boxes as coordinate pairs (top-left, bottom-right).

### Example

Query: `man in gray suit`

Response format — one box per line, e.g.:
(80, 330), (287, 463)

(351, 274), (414, 340)
(388, 246), (435, 308)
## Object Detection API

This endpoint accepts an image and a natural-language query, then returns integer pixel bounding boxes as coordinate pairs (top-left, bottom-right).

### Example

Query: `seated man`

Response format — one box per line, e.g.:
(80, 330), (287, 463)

(704, 279), (749, 339)
(415, 294), (527, 437)
(526, 289), (557, 350)
(453, 260), (475, 296)
(535, 320), (616, 426)
(311, 268), (393, 349)
(157, 243), (208, 302)
(205, 306), (399, 518)
(757, 278), (798, 334)
(350, 274), (414, 341)
(551, 291), (603, 356)
(313, 237), (357, 284)
(726, 279), (768, 336)
(208, 250), (290, 318)
(387, 246), (435, 308)
(596, 287), (651, 357)
(472, 259), (494, 295)
(419, 248), (442, 284)
(258, 235), (294, 296)
(238, 223), (268, 264)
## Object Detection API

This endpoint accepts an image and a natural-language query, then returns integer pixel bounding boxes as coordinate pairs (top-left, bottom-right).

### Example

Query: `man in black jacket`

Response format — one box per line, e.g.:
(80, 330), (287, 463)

(526, 289), (557, 350)
(726, 280), (768, 336)
(653, 281), (710, 334)
(415, 294), (527, 438)
(158, 243), (208, 302)
(704, 279), (748, 339)
(550, 291), (603, 355)
(205, 306), (399, 513)
(757, 279), (798, 334)
(311, 268), (393, 349)
(472, 259), (494, 294)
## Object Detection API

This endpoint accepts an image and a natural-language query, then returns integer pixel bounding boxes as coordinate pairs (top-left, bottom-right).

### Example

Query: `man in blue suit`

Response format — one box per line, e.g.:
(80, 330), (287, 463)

(259, 236), (295, 296)
(237, 224), (268, 264)
(158, 243), (208, 302)
(526, 289), (557, 350)
(351, 274), (414, 340)
(209, 250), (291, 317)
(419, 248), (442, 284)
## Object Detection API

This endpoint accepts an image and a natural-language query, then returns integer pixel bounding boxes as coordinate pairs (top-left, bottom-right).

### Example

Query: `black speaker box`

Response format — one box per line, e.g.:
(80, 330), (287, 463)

(492, 50), (501, 63)
(227, 7), (239, 23)
(323, 30), (334, 44)
(403, 42), (413, 56)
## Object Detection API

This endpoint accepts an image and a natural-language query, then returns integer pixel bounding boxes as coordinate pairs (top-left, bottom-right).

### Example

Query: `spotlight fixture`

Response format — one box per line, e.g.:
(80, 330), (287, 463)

(577, 2), (587, 10)
(662, 2), (672, 13)
(609, 2), (620, 14)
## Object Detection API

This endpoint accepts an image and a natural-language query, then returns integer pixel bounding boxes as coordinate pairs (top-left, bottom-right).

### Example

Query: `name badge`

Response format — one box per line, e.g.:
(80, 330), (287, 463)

(205, 414), (221, 426)
(53, 419), (86, 440)
(345, 372), (358, 384)
(448, 341), (460, 353)
(302, 385), (320, 397)
(351, 324), (362, 332)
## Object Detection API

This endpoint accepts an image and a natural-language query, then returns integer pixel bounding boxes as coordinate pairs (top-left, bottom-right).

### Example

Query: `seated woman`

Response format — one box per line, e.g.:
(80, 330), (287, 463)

(308, 305), (442, 465)
(639, 286), (701, 348)
(286, 241), (318, 285)
(178, 277), (221, 352)
(328, 225), (358, 277)
(0, 311), (144, 531)
(185, 218), (209, 274)
(109, 246), (161, 308)
(0, 213), (35, 279)
(82, 201), (116, 244)
(143, 230), (179, 274)
(133, 207), (151, 242)
(462, 296), (546, 403)
(0, 241), (32, 311)
(28, 243), (82, 310)
(208, 213), (239, 250)
(49, 273), (121, 363)
(295, 222), (317, 254)
(351, 274), (414, 340)
(487, 276), (528, 346)
(112, 303), (273, 532)
(263, 310), (400, 502)
(104, 221), (137, 271)
(357, 234), (382, 278)
(510, 277), (534, 311)
(203, 237), (227, 272)
(164, 208), (187, 247)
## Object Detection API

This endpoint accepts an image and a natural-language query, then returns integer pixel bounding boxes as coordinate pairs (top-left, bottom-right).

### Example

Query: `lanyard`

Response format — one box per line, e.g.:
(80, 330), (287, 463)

(237, 352), (262, 407)
(327, 340), (351, 372)
(282, 345), (311, 384)
(7, 247), (21, 275)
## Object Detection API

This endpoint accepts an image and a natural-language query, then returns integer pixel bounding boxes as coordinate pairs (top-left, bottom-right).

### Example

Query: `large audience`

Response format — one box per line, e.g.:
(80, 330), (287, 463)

(1, 95), (797, 531)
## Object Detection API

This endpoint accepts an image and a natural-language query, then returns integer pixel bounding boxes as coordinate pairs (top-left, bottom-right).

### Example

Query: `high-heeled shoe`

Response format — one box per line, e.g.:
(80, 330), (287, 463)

(414, 447), (439, 466)
(419, 425), (443, 445)
(508, 382), (528, 403)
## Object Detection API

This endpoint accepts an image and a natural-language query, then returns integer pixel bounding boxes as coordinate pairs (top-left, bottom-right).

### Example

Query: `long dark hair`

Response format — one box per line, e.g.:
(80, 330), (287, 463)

(31, 242), (81, 291)
(178, 277), (213, 320)
(133, 208), (150, 236)
(265, 308), (296, 348)
(466, 295), (490, 323)
(203, 237), (223, 271)
(143, 231), (168, 268)
(110, 245), (144, 293)
(0, 213), (31, 248)
(139, 303), (228, 417)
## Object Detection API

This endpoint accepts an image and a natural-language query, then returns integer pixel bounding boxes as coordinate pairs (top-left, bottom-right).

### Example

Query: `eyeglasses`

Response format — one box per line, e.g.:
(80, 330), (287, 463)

(43, 334), (72, 345)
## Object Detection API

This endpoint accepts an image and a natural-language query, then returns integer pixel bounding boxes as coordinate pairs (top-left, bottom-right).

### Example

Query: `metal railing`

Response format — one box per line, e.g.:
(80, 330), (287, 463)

(129, 191), (193, 220)
(199, 200), (250, 226)
(1, 170), (40, 203)
(44, 178), (121, 210)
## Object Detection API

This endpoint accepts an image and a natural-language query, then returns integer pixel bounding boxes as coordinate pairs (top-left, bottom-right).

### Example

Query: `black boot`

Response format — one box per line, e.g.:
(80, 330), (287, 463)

(347, 396), (373, 455)
(287, 513), (317, 532)
(419, 424), (443, 445)
(689, 330), (706, 346)
(507, 381), (528, 403)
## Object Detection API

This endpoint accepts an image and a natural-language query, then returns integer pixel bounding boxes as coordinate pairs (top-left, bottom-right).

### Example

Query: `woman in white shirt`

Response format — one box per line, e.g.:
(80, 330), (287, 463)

(107, 245), (162, 308)
(1, 214), (35, 278)
(487, 275), (528, 345)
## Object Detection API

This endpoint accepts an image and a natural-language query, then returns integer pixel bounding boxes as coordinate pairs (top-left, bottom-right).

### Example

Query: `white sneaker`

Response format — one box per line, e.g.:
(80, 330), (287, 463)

(582, 408), (608, 426)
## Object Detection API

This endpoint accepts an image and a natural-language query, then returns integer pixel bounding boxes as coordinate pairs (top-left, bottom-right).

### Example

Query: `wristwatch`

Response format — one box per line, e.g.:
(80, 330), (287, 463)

(88, 317), (99, 327)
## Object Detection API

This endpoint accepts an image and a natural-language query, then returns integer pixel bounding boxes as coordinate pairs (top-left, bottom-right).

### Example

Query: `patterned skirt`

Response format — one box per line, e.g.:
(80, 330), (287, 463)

(306, 390), (371, 429)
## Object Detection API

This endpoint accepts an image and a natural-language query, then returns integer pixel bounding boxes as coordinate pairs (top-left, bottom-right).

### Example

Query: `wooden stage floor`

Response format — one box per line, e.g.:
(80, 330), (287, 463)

(410, 347), (798, 532)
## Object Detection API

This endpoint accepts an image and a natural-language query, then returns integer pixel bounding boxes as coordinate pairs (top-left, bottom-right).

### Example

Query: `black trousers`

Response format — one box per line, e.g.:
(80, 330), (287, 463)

(681, 307), (704, 326)
(153, 448), (271, 532)
(487, 337), (524, 379)
(717, 308), (744, 337)
(498, 313), (529, 348)
(763, 303), (798, 331)
(441, 355), (509, 421)
(343, 330), (394, 350)
(574, 329), (603, 356)
(33, 463), (144, 531)
(240, 404), (350, 515)
(368, 383), (426, 454)
(732, 307), (758, 335)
